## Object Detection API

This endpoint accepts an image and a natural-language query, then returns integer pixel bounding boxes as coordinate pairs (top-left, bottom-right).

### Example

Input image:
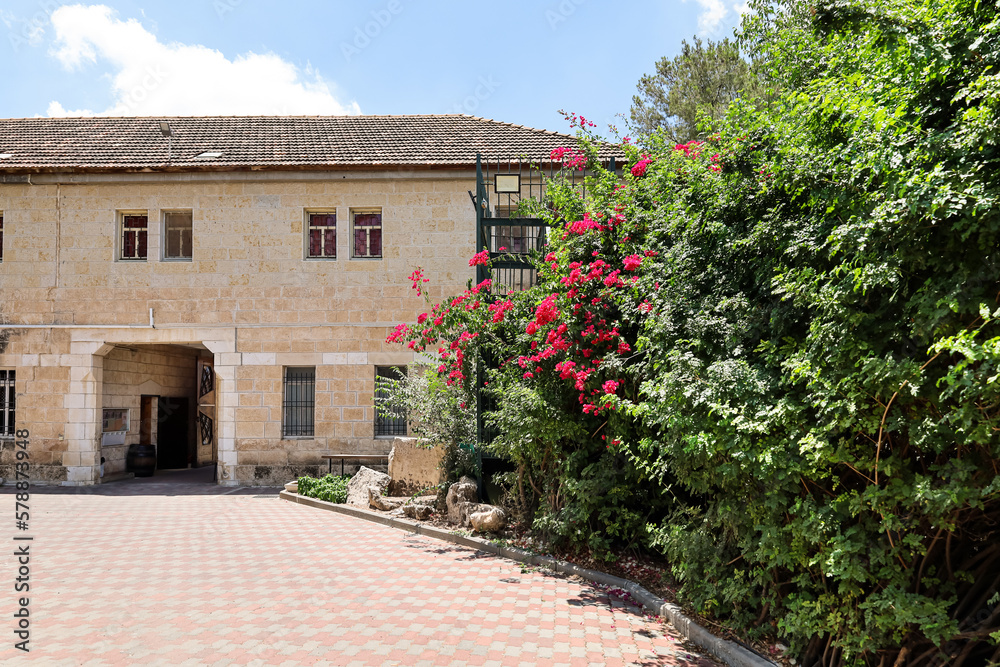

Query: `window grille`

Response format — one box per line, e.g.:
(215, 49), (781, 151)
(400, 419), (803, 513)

(0, 370), (14, 438)
(374, 366), (407, 437)
(352, 210), (382, 258)
(283, 367), (315, 437)
(120, 213), (148, 260)
(307, 213), (337, 259)
(163, 211), (192, 259)
(0, 214), (4, 262)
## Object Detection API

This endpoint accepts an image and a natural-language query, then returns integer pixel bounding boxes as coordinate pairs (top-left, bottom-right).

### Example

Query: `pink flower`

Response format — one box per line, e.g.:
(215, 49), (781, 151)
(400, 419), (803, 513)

(469, 250), (490, 267)
(417, 313), (428, 324)
(623, 255), (643, 271)
(603, 380), (620, 395)
(631, 154), (653, 178)
(526, 322), (538, 335)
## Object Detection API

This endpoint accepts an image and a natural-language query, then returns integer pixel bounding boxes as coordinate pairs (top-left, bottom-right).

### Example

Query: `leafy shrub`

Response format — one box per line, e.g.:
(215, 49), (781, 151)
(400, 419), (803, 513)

(385, 0), (1000, 662)
(297, 474), (351, 504)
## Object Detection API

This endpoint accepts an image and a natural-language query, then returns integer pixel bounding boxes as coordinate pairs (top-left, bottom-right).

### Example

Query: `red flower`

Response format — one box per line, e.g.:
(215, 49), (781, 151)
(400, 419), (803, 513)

(602, 380), (620, 395)
(631, 154), (653, 178)
(623, 255), (643, 271)
(469, 250), (490, 266)
(417, 313), (428, 324)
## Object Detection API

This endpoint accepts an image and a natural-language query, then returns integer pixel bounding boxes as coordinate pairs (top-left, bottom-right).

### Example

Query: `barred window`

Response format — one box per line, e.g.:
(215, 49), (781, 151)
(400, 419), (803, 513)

(307, 212), (337, 259)
(0, 370), (14, 438)
(163, 211), (192, 260)
(0, 213), (4, 262)
(352, 209), (382, 258)
(374, 365), (407, 437)
(283, 367), (315, 437)
(120, 213), (148, 260)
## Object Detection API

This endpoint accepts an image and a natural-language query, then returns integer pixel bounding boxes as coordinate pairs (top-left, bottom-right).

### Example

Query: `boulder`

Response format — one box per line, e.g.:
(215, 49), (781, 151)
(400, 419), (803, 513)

(345, 466), (391, 507)
(368, 489), (404, 511)
(469, 505), (507, 533)
(446, 476), (478, 524)
(402, 504), (434, 521)
(387, 437), (446, 496)
(284, 480), (298, 493)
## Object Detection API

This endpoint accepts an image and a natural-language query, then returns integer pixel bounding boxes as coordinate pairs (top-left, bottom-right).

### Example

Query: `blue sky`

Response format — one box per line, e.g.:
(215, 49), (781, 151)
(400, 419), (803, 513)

(0, 0), (747, 137)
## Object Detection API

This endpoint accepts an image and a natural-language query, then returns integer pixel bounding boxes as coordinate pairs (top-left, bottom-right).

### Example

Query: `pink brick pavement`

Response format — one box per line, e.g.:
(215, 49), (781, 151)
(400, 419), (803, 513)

(1, 472), (720, 666)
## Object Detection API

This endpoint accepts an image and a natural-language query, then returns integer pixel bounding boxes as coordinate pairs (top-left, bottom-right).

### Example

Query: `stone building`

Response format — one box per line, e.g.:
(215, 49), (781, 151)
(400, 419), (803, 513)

(0, 115), (570, 485)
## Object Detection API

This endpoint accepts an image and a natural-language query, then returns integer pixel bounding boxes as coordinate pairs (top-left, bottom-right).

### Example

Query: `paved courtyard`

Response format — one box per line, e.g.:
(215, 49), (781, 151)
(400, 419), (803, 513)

(1, 469), (719, 666)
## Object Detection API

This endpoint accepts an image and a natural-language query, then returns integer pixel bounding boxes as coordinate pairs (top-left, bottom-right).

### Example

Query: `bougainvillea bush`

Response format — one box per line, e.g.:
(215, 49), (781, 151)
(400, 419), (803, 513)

(387, 0), (1000, 663)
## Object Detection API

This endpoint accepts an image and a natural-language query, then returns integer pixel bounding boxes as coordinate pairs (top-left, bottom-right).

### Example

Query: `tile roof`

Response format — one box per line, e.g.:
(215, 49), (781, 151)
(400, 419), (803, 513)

(0, 115), (617, 173)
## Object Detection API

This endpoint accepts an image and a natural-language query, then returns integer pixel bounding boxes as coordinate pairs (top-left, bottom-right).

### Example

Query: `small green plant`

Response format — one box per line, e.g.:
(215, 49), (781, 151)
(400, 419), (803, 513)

(297, 474), (351, 504)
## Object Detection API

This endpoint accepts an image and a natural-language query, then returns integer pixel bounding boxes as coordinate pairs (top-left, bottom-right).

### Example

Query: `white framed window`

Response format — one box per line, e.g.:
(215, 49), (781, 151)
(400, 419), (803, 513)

(0, 370), (14, 438)
(118, 211), (148, 261)
(163, 210), (192, 260)
(351, 208), (382, 259)
(306, 212), (337, 259)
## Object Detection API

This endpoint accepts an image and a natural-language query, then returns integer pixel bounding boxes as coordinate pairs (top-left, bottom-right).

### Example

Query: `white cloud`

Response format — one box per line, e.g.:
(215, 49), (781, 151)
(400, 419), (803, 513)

(46, 4), (361, 117)
(692, 0), (727, 36)
(2, 8), (47, 49)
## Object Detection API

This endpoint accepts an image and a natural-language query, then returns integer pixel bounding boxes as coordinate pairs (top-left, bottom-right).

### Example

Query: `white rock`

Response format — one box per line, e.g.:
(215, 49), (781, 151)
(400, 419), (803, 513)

(469, 505), (506, 533)
(445, 476), (478, 523)
(345, 466), (391, 507)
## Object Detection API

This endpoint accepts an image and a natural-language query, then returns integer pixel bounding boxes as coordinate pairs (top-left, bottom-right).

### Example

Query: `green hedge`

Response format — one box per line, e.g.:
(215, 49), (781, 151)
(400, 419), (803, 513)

(297, 474), (351, 504)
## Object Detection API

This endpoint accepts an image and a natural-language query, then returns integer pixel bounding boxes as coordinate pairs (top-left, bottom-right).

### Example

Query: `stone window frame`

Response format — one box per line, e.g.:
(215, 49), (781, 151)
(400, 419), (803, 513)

(304, 210), (338, 260)
(350, 208), (383, 260)
(282, 366), (316, 438)
(161, 209), (193, 262)
(374, 365), (407, 437)
(117, 210), (149, 262)
(0, 369), (14, 439)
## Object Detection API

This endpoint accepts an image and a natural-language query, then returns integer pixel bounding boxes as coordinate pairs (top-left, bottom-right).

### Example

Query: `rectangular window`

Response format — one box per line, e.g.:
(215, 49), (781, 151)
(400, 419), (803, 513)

(307, 212), (337, 259)
(374, 366), (407, 437)
(352, 209), (382, 259)
(0, 370), (14, 438)
(119, 212), (148, 260)
(283, 367), (315, 437)
(0, 213), (4, 262)
(163, 211), (193, 260)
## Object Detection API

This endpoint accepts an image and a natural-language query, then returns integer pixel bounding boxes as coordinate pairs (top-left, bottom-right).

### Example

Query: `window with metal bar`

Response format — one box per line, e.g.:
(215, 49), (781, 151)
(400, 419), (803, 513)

(307, 212), (337, 259)
(119, 213), (148, 260)
(282, 367), (315, 437)
(0, 213), (4, 262)
(351, 209), (382, 259)
(374, 366), (407, 437)
(163, 211), (192, 260)
(0, 370), (15, 438)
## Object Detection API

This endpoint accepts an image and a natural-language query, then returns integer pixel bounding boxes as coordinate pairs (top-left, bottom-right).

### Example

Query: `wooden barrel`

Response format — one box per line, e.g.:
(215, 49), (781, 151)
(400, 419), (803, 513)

(126, 444), (156, 477)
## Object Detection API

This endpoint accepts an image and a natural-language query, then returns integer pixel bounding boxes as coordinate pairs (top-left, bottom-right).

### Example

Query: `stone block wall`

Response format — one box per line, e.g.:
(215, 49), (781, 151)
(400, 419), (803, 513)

(0, 170), (477, 485)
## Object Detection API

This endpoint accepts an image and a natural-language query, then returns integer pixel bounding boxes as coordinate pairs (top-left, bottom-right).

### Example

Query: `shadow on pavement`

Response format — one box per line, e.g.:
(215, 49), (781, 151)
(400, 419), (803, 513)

(1, 466), (282, 497)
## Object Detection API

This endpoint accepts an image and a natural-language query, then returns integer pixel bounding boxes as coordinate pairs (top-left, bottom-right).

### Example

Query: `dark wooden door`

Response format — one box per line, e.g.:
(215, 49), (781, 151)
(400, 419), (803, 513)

(156, 397), (190, 469)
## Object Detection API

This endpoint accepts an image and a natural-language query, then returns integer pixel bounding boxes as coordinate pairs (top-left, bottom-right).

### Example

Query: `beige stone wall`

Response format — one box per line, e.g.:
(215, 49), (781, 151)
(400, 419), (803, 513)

(0, 171), (477, 485)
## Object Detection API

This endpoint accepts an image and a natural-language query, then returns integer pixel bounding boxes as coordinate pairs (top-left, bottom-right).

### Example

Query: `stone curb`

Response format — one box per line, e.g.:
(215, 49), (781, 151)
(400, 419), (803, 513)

(279, 490), (777, 667)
